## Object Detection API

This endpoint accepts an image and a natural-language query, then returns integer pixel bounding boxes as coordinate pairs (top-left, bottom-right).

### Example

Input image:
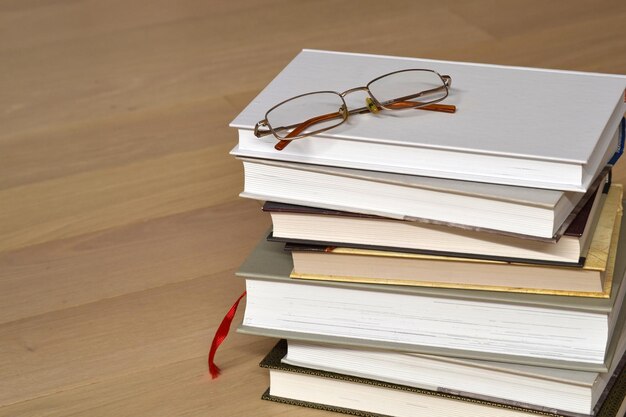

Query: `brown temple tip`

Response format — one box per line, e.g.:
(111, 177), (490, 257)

(275, 140), (290, 151)
(420, 103), (457, 113)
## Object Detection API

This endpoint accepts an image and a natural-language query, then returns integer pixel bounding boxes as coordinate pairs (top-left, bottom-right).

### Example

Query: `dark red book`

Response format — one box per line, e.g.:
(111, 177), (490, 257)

(264, 172), (610, 266)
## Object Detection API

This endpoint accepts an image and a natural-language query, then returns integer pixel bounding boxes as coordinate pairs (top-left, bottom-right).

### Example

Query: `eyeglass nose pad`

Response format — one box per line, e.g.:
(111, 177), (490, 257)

(365, 97), (380, 113)
(340, 104), (348, 119)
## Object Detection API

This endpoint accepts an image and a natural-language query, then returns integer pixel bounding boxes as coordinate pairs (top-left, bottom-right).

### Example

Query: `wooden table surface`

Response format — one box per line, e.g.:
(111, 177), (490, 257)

(2, 1), (626, 416)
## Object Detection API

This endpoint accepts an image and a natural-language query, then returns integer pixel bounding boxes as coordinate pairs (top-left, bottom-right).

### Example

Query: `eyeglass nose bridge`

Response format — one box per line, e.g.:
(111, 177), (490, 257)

(339, 86), (371, 97)
(339, 86), (383, 113)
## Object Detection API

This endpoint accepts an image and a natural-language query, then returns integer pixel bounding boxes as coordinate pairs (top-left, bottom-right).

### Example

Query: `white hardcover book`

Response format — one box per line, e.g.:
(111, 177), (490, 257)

(282, 317), (626, 416)
(231, 49), (626, 191)
(238, 157), (611, 238)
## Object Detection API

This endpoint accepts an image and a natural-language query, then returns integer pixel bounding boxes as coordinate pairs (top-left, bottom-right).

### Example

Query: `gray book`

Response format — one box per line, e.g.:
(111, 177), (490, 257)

(237, 212), (626, 372)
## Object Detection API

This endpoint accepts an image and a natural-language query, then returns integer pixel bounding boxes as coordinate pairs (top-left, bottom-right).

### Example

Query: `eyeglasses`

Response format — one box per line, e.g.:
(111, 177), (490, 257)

(253, 69), (456, 151)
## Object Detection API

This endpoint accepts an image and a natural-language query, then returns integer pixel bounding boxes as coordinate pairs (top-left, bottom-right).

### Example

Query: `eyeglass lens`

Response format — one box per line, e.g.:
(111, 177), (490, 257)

(266, 92), (346, 139)
(368, 70), (447, 107)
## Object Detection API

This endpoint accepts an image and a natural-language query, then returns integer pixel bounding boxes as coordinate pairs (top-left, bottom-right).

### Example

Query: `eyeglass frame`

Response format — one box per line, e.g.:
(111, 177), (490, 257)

(253, 69), (454, 149)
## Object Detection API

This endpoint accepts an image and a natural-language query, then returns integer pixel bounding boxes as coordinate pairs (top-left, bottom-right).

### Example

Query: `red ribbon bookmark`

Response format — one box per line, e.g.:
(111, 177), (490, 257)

(208, 291), (247, 379)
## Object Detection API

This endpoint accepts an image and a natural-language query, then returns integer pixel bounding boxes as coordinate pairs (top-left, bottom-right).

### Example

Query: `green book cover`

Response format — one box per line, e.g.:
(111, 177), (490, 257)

(260, 340), (626, 417)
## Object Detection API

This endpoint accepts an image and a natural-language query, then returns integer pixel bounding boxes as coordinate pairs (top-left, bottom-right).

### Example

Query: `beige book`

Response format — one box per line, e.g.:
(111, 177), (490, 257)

(290, 185), (623, 297)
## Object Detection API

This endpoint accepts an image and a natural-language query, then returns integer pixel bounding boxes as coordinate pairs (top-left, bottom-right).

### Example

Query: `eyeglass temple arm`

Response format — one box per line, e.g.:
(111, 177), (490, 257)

(259, 98), (455, 138)
(255, 111), (345, 140)
(254, 113), (343, 138)
(349, 102), (456, 115)
(387, 81), (451, 106)
(273, 101), (455, 150)
(275, 111), (345, 150)
(278, 99), (456, 136)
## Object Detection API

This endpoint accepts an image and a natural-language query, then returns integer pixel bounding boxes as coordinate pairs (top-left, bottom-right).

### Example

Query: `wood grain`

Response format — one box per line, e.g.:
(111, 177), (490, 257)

(1, 1), (625, 416)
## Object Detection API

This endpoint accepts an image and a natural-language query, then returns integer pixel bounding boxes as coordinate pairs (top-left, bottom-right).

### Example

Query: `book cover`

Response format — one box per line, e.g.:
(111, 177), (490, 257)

(260, 340), (626, 417)
(231, 49), (626, 191)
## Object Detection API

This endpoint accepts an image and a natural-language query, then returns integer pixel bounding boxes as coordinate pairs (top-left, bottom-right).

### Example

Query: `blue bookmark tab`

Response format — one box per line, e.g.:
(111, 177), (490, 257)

(608, 117), (625, 166)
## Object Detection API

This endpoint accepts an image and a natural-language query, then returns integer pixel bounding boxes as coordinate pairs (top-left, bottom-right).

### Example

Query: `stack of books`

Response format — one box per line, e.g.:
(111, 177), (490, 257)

(229, 50), (626, 417)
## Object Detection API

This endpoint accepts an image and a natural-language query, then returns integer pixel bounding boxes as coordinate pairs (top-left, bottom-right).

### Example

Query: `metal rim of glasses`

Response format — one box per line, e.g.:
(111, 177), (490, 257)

(253, 68), (452, 142)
